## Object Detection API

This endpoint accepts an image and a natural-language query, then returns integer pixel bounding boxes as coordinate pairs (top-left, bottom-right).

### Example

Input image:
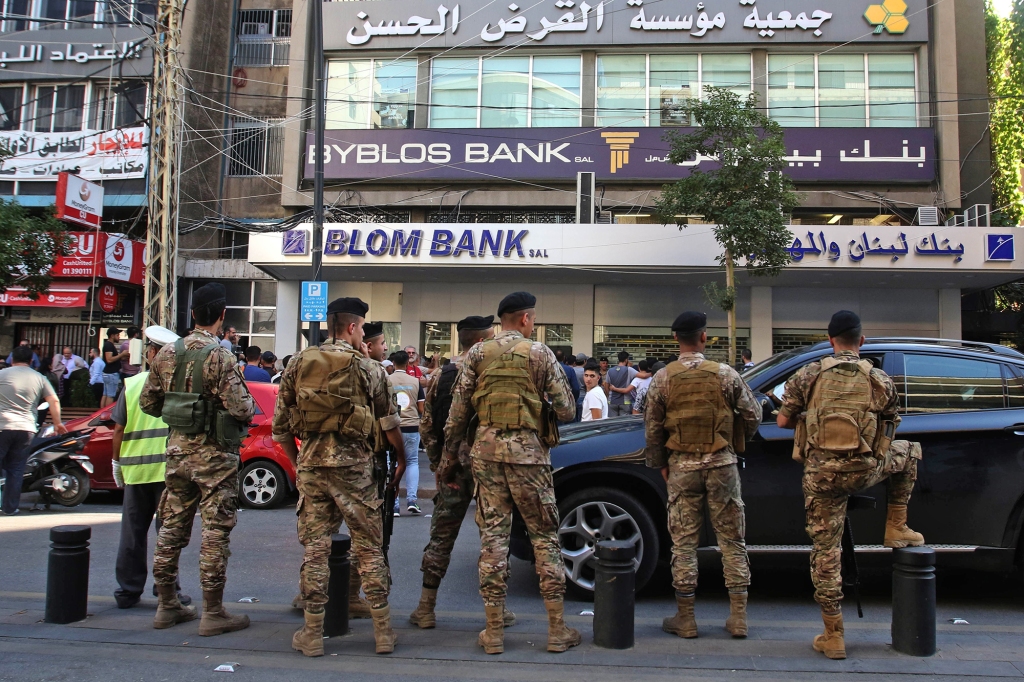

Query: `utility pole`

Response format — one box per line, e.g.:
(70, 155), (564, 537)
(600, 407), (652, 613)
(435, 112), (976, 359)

(144, 0), (183, 330)
(308, 0), (325, 346)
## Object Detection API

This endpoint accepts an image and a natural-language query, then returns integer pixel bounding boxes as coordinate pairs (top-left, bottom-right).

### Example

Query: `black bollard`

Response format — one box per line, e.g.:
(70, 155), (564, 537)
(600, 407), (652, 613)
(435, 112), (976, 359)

(324, 533), (351, 637)
(45, 525), (91, 624)
(593, 540), (636, 649)
(891, 546), (936, 657)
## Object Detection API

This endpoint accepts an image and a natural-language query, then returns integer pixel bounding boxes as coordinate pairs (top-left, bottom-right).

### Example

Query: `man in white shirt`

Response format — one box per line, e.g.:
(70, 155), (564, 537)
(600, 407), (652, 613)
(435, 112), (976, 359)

(630, 360), (654, 414)
(581, 361), (609, 422)
(387, 350), (425, 515)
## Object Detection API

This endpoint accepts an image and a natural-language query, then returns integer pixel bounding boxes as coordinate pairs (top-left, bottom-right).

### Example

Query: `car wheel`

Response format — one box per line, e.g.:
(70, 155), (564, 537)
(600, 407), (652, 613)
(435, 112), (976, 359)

(239, 461), (288, 509)
(557, 486), (660, 596)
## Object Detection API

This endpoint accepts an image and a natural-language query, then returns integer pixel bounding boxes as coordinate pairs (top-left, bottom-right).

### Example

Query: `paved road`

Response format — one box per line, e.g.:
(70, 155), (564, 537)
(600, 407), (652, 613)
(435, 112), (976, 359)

(2, 492), (1024, 681)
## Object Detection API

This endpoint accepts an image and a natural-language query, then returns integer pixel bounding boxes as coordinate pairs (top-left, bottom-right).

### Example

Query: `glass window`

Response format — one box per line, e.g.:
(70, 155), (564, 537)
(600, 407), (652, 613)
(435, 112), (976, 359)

(430, 58), (479, 128)
(253, 281), (277, 306)
(0, 86), (21, 130)
(901, 354), (1005, 413)
(868, 54), (916, 127)
(596, 54), (646, 127)
(531, 56), (580, 127)
(818, 54), (865, 127)
(1, 0), (29, 32)
(701, 54), (751, 97)
(227, 118), (284, 176)
(1007, 368), (1024, 408)
(421, 321), (453, 358)
(91, 82), (147, 130)
(33, 85), (85, 133)
(481, 56), (530, 128)
(649, 55), (697, 127)
(327, 60), (371, 129)
(768, 54), (815, 127)
(373, 60), (416, 129)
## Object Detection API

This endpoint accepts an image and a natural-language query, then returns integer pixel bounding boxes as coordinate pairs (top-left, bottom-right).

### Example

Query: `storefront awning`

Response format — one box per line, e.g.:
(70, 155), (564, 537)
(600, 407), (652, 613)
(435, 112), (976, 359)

(0, 281), (90, 307)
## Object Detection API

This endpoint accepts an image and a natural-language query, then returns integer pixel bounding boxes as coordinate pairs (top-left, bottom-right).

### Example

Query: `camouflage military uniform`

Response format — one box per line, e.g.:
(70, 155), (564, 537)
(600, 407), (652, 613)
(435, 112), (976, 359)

(779, 350), (920, 612)
(418, 354), (476, 588)
(140, 328), (255, 591)
(444, 330), (576, 605)
(272, 339), (400, 614)
(645, 352), (761, 595)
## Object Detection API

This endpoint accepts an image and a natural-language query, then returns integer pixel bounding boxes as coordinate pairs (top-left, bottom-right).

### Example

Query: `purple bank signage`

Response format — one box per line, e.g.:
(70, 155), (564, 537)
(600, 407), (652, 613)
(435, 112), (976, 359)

(303, 127), (935, 183)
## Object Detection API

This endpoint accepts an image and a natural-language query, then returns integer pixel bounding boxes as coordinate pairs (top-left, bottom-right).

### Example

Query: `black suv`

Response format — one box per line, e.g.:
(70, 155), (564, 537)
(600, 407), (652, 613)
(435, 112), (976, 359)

(510, 338), (1024, 593)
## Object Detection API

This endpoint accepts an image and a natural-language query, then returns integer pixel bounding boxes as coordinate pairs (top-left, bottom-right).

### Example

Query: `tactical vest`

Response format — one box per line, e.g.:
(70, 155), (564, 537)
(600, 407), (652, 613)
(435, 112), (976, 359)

(471, 338), (543, 434)
(160, 339), (248, 450)
(804, 356), (890, 467)
(288, 346), (374, 439)
(663, 360), (733, 454)
(120, 372), (168, 485)
(431, 362), (460, 445)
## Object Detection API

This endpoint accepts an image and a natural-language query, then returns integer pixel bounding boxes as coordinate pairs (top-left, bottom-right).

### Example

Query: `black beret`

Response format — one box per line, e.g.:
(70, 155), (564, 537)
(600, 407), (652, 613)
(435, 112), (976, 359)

(192, 282), (226, 310)
(497, 291), (537, 317)
(457, 314), (494, 331)
(327, 297), (369, 317)
(671, 311), (707, 334)
(261, 351), (276, 363)
(828, 310), (862, 338)
(362, 321), (384, 339)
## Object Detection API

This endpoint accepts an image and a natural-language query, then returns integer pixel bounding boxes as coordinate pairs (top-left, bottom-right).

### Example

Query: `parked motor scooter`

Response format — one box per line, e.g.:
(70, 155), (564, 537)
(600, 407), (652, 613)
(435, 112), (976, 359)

(0, 430), (94, 509)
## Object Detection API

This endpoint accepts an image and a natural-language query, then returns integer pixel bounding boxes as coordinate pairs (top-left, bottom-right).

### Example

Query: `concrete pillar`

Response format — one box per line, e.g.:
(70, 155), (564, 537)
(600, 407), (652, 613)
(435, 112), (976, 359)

(751, 49), (767, 109)
(400, 281), (422, 351)
(276, 280), (301, 356)
(415, 55), (431, 129)
(750, 286), (772, 362)
(938, 288), (962, 339)
(572, 284), (595, 356)
(931, 0), (962, 208)
(581, 51), (596, 127)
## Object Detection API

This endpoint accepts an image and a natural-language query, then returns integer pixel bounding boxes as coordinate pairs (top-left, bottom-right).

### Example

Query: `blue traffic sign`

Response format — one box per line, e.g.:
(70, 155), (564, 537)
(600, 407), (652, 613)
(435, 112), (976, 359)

(301, 281), (328, 322)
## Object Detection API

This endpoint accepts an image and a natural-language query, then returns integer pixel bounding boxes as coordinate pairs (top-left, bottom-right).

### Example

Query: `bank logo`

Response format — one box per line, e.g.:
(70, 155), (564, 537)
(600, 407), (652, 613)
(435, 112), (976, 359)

(986, 234), (1015, 262)
(601, 132), (640, 173)
(865, 0), (908, 34)
(282, 229), (310, 255)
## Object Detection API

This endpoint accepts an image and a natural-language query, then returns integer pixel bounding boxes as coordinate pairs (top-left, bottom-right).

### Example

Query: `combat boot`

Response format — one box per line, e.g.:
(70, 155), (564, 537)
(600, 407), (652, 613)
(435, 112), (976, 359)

(409, 586), (438, 628)
(544, 600), (582, 653)
(813, 609), (846, 660)
(349, 570), (372, 619)
(662, 593), (698, 638)
(291, 610), (325, 657)
(371, 604), (397, 654)
(502, 604), (517, 627)
(477, 603), (505, 654)
(725, 591), (748, 638)
(884, 504), (925, 548)
(153, 583), (197, 629)
(198, 589), (251, 636)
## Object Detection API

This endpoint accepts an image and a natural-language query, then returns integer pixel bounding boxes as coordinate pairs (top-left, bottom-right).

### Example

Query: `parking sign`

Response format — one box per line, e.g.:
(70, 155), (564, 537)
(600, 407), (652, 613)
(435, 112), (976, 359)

(301, 281), (328, 321)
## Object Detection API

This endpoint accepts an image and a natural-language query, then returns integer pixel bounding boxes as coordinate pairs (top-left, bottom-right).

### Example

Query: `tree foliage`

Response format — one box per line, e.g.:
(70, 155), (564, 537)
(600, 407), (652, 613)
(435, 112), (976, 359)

(0, 199), (71, 297)
(986, 0), (1024, 224)
(654, 87), (797, 363)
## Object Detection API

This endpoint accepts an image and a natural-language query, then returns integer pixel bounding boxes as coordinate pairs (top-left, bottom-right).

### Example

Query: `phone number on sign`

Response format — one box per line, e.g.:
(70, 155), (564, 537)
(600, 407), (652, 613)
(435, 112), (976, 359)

(58, 267), (94, 276)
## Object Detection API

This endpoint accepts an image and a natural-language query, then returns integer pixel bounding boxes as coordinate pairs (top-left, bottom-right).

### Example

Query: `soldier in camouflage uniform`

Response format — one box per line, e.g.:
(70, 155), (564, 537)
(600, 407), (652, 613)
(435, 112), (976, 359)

(409, 315), (520, 630)
(140, 283), (255, 636)
(273, 297), (406, 657)
(645, 311), (761, 640)
(445, 292), (577, 655)
(777, 310), (923, 660)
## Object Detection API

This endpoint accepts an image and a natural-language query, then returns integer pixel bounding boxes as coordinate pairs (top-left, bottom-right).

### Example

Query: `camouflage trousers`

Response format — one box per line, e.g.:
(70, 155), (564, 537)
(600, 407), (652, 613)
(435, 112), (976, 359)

(472, 458), (565, 606)
(296, 461), (388, 614)
(420, 464), (475, 588)
(152, 449), (239, 591)
(667, 459), (750, 595)
(803, 440), (921, 613)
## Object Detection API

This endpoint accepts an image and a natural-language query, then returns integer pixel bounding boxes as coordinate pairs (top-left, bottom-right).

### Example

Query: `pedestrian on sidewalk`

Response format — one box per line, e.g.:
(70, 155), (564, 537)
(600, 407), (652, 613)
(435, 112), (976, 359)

(606, 351), (638, 417)
(580, 361), (609, 421)
(0, 345), (65, 515)
(140, 283), (255, 636)
(102, 328), (129, 407)
(388, 350), (424, 515)
(444, 291), (579, 655)
(88, 348), (104, 405)
(111, 325), (191, 610)
(645, 311), (761, 640)
(410, 315), (517, 631)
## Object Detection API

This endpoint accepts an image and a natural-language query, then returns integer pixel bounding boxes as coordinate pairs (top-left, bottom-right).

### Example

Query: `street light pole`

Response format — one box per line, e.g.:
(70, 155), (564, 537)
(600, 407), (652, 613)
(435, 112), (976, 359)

(308, 0), (325, 346)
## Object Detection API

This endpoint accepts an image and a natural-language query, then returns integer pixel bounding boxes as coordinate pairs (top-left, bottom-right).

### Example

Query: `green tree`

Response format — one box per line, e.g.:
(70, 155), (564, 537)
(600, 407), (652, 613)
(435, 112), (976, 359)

(0, 198), (71, 297)
(655, 87), (797, 366)
(986, 0), (1024, 224)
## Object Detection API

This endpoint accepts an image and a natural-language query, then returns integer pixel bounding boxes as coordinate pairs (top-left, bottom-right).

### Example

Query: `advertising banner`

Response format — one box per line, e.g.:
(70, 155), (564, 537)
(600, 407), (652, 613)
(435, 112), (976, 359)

(0, 285), (89, 307)
(52, 231), (145, 286)
(0, 127), (148, 182)
(304, 127), (935, 183)
(55, 173), (104, 228)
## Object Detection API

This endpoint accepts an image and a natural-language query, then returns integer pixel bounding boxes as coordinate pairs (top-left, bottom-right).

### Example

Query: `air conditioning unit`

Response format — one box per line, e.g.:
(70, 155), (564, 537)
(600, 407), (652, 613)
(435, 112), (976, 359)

(916, 206), (940, 226)
(596, 211), (612, 224)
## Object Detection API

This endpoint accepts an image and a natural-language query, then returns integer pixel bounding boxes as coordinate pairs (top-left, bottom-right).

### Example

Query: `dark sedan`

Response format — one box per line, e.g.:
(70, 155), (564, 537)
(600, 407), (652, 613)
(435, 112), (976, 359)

(511, 338), (1024, 593)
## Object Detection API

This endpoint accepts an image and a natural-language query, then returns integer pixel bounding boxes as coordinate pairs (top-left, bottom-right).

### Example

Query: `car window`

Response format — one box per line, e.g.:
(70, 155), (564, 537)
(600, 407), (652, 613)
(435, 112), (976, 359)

(1007, 366), (1024, 408)
(899, 354), (1005, 413)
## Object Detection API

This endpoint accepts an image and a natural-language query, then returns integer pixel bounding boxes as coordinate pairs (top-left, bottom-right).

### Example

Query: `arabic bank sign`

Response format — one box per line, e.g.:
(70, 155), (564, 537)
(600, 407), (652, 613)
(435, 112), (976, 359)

(324, 0), (927, 49)
(304, 127), (935, 183)
(0, 27), (151, 81)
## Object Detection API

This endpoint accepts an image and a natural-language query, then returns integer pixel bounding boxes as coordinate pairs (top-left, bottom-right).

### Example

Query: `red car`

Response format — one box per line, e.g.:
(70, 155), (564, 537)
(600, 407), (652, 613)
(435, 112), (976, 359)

(62, 382), (296, 509)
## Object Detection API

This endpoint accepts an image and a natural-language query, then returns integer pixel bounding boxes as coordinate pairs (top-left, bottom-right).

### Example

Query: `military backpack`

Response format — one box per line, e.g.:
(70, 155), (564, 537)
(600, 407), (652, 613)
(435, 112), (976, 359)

(287, 346), (374, 440)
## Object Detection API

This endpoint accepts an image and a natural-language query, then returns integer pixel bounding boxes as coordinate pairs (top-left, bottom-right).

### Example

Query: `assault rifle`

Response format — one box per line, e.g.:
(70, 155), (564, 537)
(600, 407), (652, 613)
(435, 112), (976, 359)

(375, 448), (398, 574)
(842, 494), (876, 619)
